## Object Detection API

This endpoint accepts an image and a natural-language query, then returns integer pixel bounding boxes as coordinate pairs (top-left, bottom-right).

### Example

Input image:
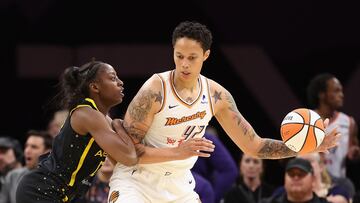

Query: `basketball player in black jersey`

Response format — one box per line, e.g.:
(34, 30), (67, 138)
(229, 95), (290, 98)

(16, 60), (137, 203)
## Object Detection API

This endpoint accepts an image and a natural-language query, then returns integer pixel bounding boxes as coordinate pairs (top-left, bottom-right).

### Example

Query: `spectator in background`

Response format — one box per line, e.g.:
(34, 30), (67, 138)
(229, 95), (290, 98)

(299, 153), (352, 203)
(223, 154), (274, 203)
(47, 109), (69, 138)
(0, 137), (23, 189)
(0, 130), (53, 203)
(192, 126), (238, 203)
(272, 152), (352, 203)
(262, 158), (329, 203)
(307, 73), (360, 179)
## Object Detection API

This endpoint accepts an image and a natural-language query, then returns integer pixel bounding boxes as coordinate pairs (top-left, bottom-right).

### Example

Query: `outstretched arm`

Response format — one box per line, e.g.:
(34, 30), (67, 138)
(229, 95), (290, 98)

(122, 75), (214, 164)
(209, 79), (339, 159)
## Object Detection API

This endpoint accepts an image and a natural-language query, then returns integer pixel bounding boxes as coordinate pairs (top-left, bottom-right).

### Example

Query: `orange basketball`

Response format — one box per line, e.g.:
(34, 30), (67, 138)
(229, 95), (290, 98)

(280, 108), (325, 153)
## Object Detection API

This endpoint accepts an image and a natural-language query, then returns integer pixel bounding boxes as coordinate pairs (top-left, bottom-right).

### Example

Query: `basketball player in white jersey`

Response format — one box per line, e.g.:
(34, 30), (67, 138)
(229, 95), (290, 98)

(108, 21), (340, 203)
(307, 73), (359, 178)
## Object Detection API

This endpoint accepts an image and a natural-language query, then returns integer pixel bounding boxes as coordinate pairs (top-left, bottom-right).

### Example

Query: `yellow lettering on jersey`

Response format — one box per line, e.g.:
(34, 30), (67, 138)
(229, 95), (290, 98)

(94, 150), (107, 157)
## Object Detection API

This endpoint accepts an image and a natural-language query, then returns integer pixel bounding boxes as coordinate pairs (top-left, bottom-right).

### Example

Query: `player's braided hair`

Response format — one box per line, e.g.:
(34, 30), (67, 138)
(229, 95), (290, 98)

(59, 60), (105, 109)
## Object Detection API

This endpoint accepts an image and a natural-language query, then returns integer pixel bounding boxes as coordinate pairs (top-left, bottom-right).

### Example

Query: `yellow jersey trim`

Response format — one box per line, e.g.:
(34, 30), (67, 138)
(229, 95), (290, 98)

(68, 138), (95, 186)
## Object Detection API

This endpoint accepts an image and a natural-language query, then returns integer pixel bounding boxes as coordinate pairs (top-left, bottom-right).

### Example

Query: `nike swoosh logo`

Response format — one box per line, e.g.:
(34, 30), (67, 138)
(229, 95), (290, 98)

(168, 105), (179, 109)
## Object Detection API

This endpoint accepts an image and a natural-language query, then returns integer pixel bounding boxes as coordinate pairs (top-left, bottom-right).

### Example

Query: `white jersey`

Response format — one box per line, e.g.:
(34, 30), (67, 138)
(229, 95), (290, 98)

(140, 70), (214, 174)
(111, 70), (214, 176)
(324, 111), (351, 178)
(109, 70), (214, 202)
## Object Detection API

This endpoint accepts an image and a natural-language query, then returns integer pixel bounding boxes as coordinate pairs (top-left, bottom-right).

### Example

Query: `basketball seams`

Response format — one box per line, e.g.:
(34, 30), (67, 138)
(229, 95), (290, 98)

(281, 108), (325, 153)
(282, 120), (324, 131)
(294, 111), (306, 124)
(281, 123), (305, 142)
(313, 118), (325, 132)
(311, 126), (318, 147)
(297, 125), (310, 152)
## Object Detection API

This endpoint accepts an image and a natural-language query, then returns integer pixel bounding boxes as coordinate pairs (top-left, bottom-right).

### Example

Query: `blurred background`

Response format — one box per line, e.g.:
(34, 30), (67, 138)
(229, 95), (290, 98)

(1, 1), (359, 186)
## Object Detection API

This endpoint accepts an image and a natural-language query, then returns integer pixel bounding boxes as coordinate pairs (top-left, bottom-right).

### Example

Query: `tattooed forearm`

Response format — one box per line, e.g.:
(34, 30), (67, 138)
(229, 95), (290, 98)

(123, 121), (147, 142)
(224, 91), (240, 122)
(240, 121), (254, 140)
(224, 91), (253, 139)
(257, 139), (297, 159)
(128, 90), (162, 122)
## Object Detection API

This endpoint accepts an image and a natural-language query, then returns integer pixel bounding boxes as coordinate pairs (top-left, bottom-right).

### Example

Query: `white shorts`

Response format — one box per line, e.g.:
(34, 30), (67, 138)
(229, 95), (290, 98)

(108, 165), (200, 203)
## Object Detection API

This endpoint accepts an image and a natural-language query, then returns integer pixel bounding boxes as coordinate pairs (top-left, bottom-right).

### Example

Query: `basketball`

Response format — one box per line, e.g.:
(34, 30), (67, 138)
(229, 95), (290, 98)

(280, 108), (325, 153)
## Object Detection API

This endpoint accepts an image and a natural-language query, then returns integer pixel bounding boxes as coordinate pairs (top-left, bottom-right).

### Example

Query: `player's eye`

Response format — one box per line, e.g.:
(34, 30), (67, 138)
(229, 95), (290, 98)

(188, 56), (195, 60)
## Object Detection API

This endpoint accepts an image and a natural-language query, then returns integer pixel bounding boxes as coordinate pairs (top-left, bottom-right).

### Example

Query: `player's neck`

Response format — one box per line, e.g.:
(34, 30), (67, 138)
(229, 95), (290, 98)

(173, 77), (199, 92)
(90, 98), (110, 116)
(315, 105), (337, 120)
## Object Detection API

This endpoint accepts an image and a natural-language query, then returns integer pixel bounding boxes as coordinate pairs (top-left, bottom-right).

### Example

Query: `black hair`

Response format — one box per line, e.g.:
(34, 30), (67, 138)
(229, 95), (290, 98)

(306, 73), (335, 109)
(172, 21), (213, 52)
(0, 136), (23, 163)
(26, 130), (53, 150)
(54, 60), (106, 110)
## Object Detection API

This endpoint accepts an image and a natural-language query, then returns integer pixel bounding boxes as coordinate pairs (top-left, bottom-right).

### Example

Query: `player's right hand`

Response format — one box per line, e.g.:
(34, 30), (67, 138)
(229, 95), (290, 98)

(175, 138), (215, 159)
(316, 118), (341, 154)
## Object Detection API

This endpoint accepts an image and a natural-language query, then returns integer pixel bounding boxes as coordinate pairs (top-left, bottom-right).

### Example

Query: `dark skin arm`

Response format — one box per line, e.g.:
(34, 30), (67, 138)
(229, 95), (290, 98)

(71, 107), (138, 166)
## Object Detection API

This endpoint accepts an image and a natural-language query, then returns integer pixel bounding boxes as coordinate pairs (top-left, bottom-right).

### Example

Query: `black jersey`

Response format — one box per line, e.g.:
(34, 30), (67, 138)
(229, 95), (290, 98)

(38, 98), (107, 201)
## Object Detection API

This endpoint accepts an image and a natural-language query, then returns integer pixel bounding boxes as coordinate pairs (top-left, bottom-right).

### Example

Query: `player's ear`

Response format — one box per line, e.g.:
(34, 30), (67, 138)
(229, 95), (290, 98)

(203, 50), (210, 61)
(89, 82), (99, 93)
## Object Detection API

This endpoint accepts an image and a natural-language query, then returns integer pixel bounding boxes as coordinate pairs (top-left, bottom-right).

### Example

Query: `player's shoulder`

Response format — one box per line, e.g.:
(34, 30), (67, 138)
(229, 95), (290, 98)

(206, 77), (230, 96)
(140, 72), (167, 92)
(70, 107), (101, 127)
(338, 111), (356, 123)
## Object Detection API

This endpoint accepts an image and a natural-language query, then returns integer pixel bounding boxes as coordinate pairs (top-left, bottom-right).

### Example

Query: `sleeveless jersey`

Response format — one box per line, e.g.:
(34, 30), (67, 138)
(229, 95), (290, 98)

(114, 70), (214, 176)
(39, 98), (107, 200)
(324, 111), (351, 178)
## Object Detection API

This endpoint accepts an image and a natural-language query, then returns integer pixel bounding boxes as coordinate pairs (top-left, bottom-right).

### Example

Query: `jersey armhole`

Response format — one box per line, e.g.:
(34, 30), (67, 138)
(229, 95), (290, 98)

(205, 78), (215, 117)
(155, 73), (166, 113)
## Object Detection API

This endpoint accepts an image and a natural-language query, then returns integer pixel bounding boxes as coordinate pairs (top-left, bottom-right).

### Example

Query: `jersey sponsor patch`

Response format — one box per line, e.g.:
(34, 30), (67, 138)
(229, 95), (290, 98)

(201, 95), (208, 104)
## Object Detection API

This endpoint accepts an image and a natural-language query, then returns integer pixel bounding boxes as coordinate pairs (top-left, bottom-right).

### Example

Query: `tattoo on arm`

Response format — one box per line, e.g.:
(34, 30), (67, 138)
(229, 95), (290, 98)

(125, 90), (162, 141)
(212, 90), (222, 104)
(123, 121), (147, 142)
(257, 139), (297, 159)
(128, 90), (162, 122)
(224, 91), (255, 140)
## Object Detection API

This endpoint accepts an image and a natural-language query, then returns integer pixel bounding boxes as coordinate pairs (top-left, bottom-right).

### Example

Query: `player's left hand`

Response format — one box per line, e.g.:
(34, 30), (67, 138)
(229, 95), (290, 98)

(315, 118), (341, 153)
